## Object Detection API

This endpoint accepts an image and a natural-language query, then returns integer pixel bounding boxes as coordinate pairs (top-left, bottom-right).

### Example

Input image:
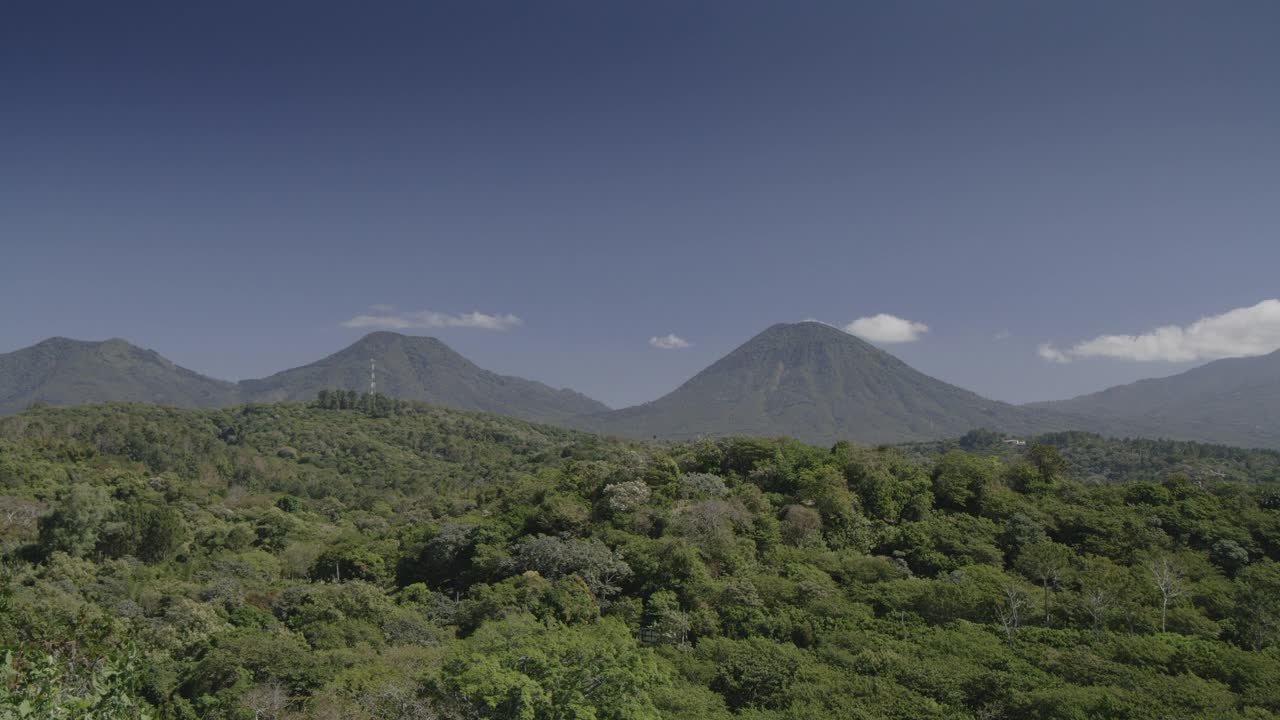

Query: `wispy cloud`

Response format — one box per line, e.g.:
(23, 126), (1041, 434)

(1039, 299), (1280, 364)
(994, 329), (1013, 341)
(649, 333), (691, 350)
(343, 306), (522, 331)
(1037, 343), (1070, 363)
(845, 313), (929, 343)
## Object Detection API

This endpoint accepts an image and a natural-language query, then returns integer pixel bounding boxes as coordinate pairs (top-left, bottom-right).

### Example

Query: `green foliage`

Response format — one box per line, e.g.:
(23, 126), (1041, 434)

(698, 636), (810, 710)
(3, 401), (1280, 718)
(0, 645), (152, 719)
(438, 616), (667, 720)
(36, 484), (114, 558)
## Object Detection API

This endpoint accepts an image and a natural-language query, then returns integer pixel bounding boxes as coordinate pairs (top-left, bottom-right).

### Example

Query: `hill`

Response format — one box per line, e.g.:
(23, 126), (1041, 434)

(0, 333), (609, 426)
(239, 331), (608, 424)
(586, 322), (1066, 445)
(0, 337), (237, 414)
(6, 327), (1280, 450)
(2, 401), (1280, 718)
(899, 428), (1280, 485)
(1030, 349), (1280, 448)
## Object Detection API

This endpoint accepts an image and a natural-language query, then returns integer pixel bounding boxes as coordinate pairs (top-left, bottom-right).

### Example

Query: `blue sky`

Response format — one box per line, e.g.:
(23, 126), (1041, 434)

(3, 1), (1279, 408)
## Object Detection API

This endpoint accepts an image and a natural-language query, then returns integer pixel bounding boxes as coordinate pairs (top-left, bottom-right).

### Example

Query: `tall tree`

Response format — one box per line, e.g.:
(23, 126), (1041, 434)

(1016, 541), (1074, 625)
(1145, 555), (1187, 633)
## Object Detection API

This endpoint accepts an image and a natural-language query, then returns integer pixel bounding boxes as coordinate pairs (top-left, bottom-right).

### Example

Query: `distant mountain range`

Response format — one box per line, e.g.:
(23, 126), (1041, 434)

(3, 324), (1279, 448)
(0, 333), (606, 425)
(1028, 349), (1280, 449)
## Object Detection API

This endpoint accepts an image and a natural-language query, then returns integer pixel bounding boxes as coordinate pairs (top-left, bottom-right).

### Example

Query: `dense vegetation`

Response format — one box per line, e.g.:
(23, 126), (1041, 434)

(904, 428), (1280, 486)
(3, 399), (1280, 718)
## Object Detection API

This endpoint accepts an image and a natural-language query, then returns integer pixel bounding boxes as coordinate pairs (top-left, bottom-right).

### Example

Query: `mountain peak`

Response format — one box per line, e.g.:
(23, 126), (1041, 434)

(357, 330), (407, 341)
(350, 331), (452, 350)
(33, 336), (92, 351)
(761, 320), (845, 335)
(241, 333), (608, 422)
(0, 336), (235, 413)
(590, 322), (1036, 445)
(751, 321), (880, 348)
(30, 336), (141, 354)
(719, 321), (886, 371)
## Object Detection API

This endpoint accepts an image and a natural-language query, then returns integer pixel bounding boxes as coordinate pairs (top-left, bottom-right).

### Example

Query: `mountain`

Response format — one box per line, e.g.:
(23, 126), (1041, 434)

(0, 337), (237, 414)
(7, 327), (1278, 449)
(239, 331), (609, 424)
(0, 333), (608, 425)
(583, 321), (1064, 445)
(1029, 350), (1280, 448)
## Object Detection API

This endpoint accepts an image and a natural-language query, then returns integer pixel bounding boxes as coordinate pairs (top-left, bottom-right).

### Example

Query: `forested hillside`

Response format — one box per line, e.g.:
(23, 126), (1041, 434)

(901, 428), (1280, 486)
(3, 400), (1280, 719)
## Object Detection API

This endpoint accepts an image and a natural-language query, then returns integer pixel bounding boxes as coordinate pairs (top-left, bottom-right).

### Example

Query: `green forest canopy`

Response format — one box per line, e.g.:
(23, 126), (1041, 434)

(2, 397), (1280, 719)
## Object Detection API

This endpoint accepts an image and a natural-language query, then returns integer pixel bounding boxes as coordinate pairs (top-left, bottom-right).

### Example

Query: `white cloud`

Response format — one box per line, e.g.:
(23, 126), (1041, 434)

(1037, 343), (1071, 363)
(1039, 299), (1280, 364)
(649, 333), (691, 350)
(994, 329), (1012, 341)
(844, 313), (929, 343)
(343, 309), (522, 331)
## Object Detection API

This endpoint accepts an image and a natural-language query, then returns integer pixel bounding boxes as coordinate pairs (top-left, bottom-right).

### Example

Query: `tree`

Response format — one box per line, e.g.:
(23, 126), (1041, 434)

(697, 636), (810, 711)
(1027, 444), (1067, 486)
(410, 523), (476, 590)
(502, 535), (632, 601)
(1000, 512), (1046, 559)
(602, 480), (651, 514)
(1015, 541), (1074, 625)
(671, 499), (747, 563)
(958, 428), (1001, 450)
(241, 681), (290, 720)
(438, 616), (667, 720)
(1146, 555), (1187, 633)
(1077, 556), (1124, 635)
(995, 582), (1031, 644)
(780, 505), (822, 547)
(36, 484), (114, 558)
(931, 450), (999, 511)
(1233, 559), (1280, 649)
(136, 504), (185, 562)
(1210, 539), (1249, 576)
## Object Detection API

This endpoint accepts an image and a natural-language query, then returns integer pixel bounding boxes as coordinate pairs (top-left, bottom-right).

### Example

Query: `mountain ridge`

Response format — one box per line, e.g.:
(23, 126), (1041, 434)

(1029, 349), (1280, 448)
(239, 331), (609, 423)
(5, 325), (1280, 448)
(0, 332), (608, 424)
(0, 337), (239, 414)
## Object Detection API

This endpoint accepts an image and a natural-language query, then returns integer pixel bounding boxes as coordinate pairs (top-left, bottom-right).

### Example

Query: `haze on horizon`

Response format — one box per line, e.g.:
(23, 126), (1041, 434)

(4, 1), (1280, 408)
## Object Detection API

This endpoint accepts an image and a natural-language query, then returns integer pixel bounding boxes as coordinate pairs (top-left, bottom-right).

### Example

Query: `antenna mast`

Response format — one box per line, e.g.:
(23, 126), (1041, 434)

(370, 358), (376, 395)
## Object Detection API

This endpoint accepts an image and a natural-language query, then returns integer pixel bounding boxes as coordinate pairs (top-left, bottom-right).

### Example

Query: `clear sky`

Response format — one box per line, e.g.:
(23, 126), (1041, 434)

(4, 1), (1279, 408)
